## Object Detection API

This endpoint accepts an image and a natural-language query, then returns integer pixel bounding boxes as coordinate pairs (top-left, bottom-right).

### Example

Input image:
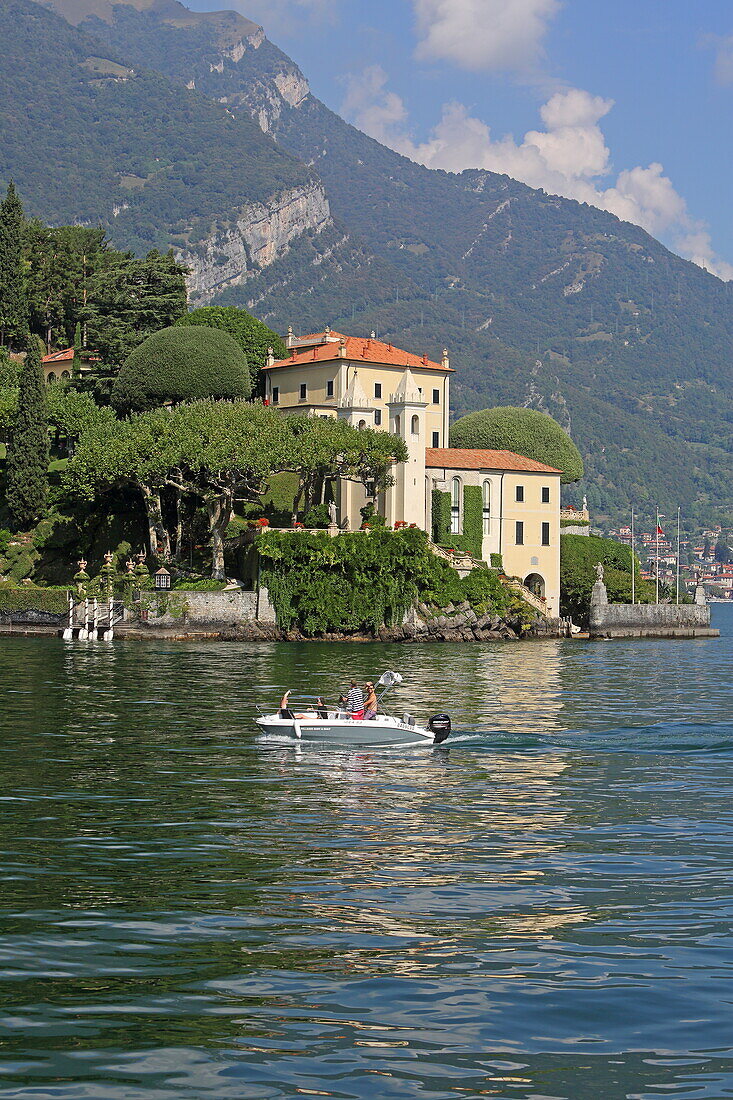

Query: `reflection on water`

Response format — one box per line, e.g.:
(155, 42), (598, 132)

(0, 605), (731, 1099)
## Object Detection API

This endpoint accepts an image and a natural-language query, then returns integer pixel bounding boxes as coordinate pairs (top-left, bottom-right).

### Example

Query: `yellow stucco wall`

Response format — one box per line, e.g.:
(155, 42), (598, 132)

(265, 360), (450, 446)
(427, 466), (561, 616)
(497, 471), (561, 616)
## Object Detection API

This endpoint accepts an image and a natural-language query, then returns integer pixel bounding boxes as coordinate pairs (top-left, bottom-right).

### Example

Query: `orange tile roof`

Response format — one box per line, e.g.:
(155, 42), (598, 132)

(42, 348), (75, 363)
(266, 331), (452, 372)
(426, 448), (561, 473)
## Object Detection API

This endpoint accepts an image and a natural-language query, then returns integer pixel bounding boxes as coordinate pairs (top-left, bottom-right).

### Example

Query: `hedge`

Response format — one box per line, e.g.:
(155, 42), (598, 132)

(0, 587), (69, 614)
(112, 325), (251, 411)
(450, 406), (584, 484)
(257, 527), (514, 635)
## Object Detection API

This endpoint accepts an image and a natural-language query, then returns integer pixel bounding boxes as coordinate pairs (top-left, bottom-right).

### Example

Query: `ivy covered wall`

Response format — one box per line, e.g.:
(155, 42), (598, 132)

(431, 485), (484, 559)
(257, 527), (515, 635)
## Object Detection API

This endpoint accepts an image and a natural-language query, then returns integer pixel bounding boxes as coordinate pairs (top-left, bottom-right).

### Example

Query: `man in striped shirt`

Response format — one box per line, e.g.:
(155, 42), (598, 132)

(346, 680), (365, 720)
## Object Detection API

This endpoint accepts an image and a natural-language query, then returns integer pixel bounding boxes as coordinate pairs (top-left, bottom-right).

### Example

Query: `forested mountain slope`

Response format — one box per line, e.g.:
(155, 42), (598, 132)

(2, 0), (333, 285)
(21, 0), (733, 521)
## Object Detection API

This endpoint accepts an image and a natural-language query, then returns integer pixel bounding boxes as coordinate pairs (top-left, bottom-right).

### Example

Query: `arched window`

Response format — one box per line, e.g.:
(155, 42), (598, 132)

(47, 371), (56, 384)
(451, 476), (462, 534)
(357, 419), (366, 430)
(61, 370), (71, 380)
(482, 479), (491, 535)
(411, 414), (419, 436)
(395, 414), (401, 435)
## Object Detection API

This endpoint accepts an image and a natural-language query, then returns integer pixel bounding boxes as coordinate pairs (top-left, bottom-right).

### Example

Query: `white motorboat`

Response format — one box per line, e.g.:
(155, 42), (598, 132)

(255, 671), (451, 746)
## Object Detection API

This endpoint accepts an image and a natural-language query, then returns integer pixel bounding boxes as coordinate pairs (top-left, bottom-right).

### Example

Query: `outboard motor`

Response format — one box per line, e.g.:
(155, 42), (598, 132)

(428, 713), (451, 744)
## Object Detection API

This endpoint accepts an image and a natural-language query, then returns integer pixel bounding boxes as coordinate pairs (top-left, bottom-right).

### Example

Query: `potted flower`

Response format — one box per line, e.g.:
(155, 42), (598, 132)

(256, 518), (270, 528)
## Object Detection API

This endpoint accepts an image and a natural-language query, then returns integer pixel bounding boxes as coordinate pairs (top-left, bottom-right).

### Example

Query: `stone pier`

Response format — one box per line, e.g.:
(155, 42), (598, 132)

(589, 577), (718, 638)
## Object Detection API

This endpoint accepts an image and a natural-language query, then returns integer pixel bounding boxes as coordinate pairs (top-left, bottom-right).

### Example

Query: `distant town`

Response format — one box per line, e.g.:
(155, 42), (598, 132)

(605, 522), (733, 600)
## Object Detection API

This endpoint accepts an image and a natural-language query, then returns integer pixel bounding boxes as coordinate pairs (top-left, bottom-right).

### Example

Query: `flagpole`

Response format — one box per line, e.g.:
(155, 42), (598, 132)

(656, 509), (659, 604)
(676, 506), (681, 605)
(631, 507), (635, 605)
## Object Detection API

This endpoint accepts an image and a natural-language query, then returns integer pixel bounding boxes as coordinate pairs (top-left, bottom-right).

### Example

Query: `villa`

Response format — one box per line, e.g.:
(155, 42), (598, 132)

(264, 328), (561, 614)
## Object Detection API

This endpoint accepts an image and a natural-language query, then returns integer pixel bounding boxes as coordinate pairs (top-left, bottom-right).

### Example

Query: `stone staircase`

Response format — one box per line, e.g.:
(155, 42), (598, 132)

(428, 541), (551, 618)
(502, 578), (551, 616)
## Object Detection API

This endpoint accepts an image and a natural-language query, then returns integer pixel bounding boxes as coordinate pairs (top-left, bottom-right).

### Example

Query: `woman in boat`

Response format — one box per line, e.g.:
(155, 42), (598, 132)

(363, 682), (378, 721)
(279, 690), (295, 719)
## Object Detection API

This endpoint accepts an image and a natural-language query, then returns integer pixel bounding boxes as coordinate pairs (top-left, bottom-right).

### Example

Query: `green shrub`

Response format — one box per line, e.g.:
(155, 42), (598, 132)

(560, 533), (654, 623)
(450, 406), (584, 484)
(360, 502), (386, 527)
(0, 587), (68, 615)
(225, 515), (250, 539)
(176, 305), (287, 394)
(0, 529), (10, 554)
(112, 325), (251, 411)
(172, 578), (226, 591)
(302, 503), (330, 529)
(490, 553), (503, 571)
(258, 527), (515, 635)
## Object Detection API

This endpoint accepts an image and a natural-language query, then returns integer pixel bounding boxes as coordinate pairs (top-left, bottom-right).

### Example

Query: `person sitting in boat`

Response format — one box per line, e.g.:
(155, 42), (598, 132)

(279, 690), (295, 719)
(346, 680), (365, 720)
(363, 681), (378, 721)
(316, 696), (328, 719)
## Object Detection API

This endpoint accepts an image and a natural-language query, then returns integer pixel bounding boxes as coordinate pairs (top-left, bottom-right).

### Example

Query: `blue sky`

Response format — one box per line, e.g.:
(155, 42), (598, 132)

(186, 0), (733, 278)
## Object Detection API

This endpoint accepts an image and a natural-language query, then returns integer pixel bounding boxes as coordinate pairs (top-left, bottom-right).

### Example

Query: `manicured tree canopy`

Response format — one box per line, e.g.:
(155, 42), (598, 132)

(175, 306), (287, 395)
(112, 325), (251, 411)
(450, 406), (584, 484)
(6, 335), (49, 530)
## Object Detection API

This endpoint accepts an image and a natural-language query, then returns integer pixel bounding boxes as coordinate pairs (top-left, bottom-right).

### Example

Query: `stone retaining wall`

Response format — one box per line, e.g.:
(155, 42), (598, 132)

(147, 587), (276, 627)
(590, 585), (715, 638)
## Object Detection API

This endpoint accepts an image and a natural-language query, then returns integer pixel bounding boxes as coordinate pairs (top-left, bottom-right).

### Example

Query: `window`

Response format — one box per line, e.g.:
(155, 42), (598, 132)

(432, 431), (440, 447)
(433, 388), (440, 404)
(374, 409), (382, 426)
(542, 486), (550, 503)
(515, 521), (524, 545)
(395, 415), (401, 435)
(374, 382), (382, 399)
(272, 386), (279, 404)
(451, 477), (462, 534)
(299, 383), (307, 400)
(515, 485), (524, 502)
(482, 480), (491, 536)
(542, 522), (550, 546)
(358, 419), (366, 430)
(326, 379), (334, 398)
(411, 414), (420, 435)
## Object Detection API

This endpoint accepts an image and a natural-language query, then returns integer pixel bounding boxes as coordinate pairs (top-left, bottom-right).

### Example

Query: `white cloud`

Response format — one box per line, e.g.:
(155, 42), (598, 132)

(412, 0), (561, 73)
(706, 33), (733, 85)
(340, 70), (732, 279)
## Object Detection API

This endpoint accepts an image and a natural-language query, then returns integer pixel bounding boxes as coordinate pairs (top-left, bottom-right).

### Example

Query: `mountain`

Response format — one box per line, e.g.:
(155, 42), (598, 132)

(14, 0), (733, 523)
(1, 0), (336, 290)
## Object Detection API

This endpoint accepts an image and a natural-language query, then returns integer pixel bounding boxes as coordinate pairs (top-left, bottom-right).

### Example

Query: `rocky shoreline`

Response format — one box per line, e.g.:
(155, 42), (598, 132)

(0, 601), (560, 643)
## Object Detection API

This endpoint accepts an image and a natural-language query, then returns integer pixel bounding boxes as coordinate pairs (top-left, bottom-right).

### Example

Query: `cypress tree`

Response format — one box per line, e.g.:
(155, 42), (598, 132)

(0, 182), (28, 350)
(6, 335), (49, 531)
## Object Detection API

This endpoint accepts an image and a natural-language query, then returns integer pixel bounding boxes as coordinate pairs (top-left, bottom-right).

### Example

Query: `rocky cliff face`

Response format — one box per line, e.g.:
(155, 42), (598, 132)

(180, 180), (332, 303)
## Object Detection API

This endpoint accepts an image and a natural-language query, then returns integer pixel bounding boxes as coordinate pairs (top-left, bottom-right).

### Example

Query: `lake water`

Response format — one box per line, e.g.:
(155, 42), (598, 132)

(0, 606), (732, 1099)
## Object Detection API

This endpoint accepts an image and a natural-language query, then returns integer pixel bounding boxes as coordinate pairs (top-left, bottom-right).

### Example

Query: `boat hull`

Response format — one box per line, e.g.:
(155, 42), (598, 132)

(255, 715), (436, 745)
